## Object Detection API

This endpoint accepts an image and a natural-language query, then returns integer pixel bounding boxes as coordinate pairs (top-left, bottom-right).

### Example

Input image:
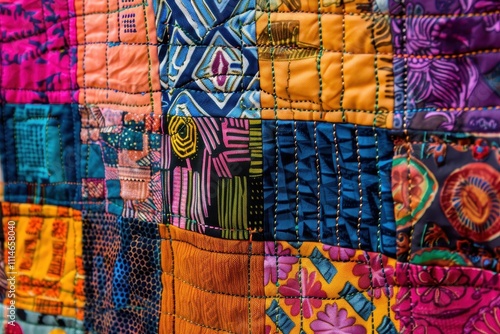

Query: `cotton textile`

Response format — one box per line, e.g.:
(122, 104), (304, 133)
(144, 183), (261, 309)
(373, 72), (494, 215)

(1, 0), (500, 333)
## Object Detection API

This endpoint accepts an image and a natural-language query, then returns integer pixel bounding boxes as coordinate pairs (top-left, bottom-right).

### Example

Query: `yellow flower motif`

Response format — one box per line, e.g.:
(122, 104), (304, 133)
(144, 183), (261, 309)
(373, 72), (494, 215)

(168, 116), (197, 159)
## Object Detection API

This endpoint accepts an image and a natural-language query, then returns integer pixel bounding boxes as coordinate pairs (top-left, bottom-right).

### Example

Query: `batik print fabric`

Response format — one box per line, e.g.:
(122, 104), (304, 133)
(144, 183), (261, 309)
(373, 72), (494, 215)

(156, 0), (260, 118)
(391, 0), (500, 132)
(393, 132), (500, 271)
(162, 116), (263, 239)
(1, 0), (500, 333)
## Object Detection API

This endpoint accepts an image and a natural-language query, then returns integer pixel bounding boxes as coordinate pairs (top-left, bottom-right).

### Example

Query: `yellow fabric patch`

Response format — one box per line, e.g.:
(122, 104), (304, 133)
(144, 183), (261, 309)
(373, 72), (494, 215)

(2, 203), (85, 320)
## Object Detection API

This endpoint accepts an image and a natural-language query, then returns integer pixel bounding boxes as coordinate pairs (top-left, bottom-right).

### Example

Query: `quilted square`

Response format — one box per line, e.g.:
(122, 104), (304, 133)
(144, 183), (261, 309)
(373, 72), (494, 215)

(2, 0), (500, 333)
(1, 203), (85, 320)
(157, 0), (261, 118)
(0, 0), (78, 104)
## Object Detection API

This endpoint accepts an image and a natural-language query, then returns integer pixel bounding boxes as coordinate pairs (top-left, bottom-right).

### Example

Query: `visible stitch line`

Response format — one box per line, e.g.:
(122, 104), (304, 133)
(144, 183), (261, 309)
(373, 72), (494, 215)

(340, 2), (346, 122)
(293, 120), (304, 332)
(255, 9), (500, 18)
(82, 0), (88, 106)
(105, 0), (110, 93)
(399, 0), (415, 331)
(332, 124), (342, 248)
(263, 0), (282, 331)
(314, 121), (321, 243)
(67, 0), (75, 105)
(140, 0), (155, 112)
(316, 0), (325, 118)
(354, 124), (363, 250)
(247, 237), (253, 334)
(369, 5), (393, 322)
(315, 0), (324, 246)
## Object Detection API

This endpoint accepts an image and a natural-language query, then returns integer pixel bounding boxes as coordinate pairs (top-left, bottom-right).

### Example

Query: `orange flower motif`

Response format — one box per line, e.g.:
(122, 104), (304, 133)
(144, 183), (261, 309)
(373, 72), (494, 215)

(26, 217), (43, 235)
(52, 220), (68, 239)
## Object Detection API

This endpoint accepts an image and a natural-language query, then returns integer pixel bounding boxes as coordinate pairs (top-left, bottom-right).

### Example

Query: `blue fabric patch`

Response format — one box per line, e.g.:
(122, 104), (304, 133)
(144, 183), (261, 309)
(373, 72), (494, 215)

(0, 104), (81, 207)
(262, 121), (396, 258)
(155, 0), (260, 118)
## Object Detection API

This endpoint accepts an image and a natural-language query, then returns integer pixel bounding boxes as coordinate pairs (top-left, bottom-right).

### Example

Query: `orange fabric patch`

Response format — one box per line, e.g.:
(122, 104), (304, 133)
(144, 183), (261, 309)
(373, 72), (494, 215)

(256, 0), (394, 127)
(75, 0), (161, 114)
(159, 225), (265, 334)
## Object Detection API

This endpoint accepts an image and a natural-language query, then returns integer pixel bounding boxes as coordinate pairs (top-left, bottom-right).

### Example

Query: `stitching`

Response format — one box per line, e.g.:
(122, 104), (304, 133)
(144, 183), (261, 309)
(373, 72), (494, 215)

(67, 0), (75, 104)
(314, 121), (321, 243)
(160, 14), (175, 330)
(263, 0), (282, 331)
(141, 0), (155, 112)
(369, 3), (393, 323)
(399, 1), (415, 332)
(4, 38), (500, 60)
(332, 124), (341, 248)
(314, 0), (324, 245)
(340, 1), (346, 122)
(82, 0), (88, 106)
(255, 10), (500, 18)
(105, 0), (110, 94)
(354, 124), (363, 250)
(247, 233), (253, 334)
(293, 120), (304, 331)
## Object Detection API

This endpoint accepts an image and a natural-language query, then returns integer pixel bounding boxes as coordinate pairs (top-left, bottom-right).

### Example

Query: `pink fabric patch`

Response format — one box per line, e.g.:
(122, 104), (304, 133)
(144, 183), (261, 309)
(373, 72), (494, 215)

(0, 0), (78, 103)
(394, 262), (500, 333)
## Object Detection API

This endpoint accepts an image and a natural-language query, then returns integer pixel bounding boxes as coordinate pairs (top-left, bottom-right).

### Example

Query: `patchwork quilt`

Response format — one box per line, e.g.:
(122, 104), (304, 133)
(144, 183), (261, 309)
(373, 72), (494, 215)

(1, 0), (500, 333)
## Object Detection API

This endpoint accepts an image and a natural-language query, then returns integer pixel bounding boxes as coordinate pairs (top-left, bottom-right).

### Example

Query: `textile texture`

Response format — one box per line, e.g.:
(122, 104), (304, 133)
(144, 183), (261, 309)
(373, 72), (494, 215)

(1, 0), (500, 333)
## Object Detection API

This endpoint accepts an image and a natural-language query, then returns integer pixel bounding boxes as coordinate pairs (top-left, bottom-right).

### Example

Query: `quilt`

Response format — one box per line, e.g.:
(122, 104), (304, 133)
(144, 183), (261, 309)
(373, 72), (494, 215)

(1, 0), (500, 333)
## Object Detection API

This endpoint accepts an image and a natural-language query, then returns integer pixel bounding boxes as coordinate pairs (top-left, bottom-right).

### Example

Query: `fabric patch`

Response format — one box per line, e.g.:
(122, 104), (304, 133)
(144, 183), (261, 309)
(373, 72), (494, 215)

(155, 0), (260, 118)
(1, 203), (85, 320)
(391, 0), (500, 131)
(0, 0), (78, 104)
(75, 0), (161, 114)
(82, 211), (161, 334)
(162, 116), (263, 239)
(393, 132), (500, 271)
(159, 224), (265, 334)
(264, 240), (398, 334)
(394, 262), (500, 333)
(263, 121), (395, 257)
(0, 104), (81, 207)
(256, 0), (394, 126)
(80, 105), (162, 220)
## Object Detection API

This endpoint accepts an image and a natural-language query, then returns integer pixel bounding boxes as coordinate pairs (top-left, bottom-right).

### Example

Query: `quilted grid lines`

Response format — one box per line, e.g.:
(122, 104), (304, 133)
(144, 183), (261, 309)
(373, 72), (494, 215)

(76, 0), (162, 113)
(391, 0), (500, 132)
(262, 121), (396, 257)
(156, 0), (261, 118)
(256, 0), (395, 127)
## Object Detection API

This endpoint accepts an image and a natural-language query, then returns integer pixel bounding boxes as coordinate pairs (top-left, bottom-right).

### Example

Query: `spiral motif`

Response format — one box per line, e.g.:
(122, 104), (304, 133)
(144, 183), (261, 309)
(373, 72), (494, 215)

(168, 116), (198, 159)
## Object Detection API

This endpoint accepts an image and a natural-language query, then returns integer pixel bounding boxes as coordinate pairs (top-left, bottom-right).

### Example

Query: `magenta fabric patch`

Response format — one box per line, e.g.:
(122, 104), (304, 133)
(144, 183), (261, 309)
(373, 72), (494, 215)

(0, 0), (78, 104)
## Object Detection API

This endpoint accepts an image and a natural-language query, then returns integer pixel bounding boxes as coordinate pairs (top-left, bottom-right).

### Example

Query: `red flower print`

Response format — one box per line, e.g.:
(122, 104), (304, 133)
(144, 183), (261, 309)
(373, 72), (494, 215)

(278, 268), (327, 318)
(352, 253), (395, 298)
(472, 139), (490, 161)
